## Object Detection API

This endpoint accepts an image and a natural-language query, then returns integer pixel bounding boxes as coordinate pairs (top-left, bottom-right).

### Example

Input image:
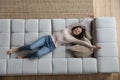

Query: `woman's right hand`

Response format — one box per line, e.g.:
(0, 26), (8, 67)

(92, 45), (102, 49)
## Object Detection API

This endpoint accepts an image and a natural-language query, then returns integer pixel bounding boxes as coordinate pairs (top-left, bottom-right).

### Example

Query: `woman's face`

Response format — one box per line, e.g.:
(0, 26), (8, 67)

(72, 27), (82, 36)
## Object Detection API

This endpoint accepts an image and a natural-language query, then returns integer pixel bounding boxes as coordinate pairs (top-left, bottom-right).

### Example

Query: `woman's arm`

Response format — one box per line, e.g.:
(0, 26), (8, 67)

(63, 28), (94, 48)
(83, 36), (91, 44)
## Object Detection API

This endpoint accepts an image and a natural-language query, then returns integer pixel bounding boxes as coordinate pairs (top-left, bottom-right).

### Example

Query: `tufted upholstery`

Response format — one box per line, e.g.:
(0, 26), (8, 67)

(0, 17), (119, 76)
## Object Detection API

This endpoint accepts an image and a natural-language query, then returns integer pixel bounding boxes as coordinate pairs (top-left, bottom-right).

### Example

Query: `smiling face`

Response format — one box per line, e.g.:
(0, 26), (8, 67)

(72, 27), (82, 36)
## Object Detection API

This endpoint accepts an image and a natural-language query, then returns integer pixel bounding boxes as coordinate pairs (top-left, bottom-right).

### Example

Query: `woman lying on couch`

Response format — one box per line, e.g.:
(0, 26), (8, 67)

(7, 24), (101, 59)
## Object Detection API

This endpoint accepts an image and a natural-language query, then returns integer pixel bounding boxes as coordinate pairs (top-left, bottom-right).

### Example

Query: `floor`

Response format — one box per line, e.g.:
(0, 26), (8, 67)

(0, 0), (120, 80)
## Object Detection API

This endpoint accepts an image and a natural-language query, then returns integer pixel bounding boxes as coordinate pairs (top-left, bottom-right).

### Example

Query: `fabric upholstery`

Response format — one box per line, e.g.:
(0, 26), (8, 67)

(98, 57), (119, 73)
(95, 17), (119, 73)
(25, 19), (38, 33)
(82, 58), (97, 74)
(95, 17), (116, 29)
(96, 43), (118, 57)
(52, 19), (65, 32)
(12, 19), (25, 33)
(25, 33), (38, 45)
(96, 29), (117, 43)
(38, 59), (52, 74)
(7, 59), (22, 75)
(0, 19), (10, 33)
(0, 47), (9, 59)
(67, 58), (82, 74)
(52, 58), (67, 74)
(39, 19), (51, 32)
(22, 59), (38, 75)
(0, 33), (10, 47)
(11, 33), (24, 47)
(0, 59), (6, 75)
(0, 17), (119, 75)
(53, 45), (66, 58)
(0, 19), (10, 59)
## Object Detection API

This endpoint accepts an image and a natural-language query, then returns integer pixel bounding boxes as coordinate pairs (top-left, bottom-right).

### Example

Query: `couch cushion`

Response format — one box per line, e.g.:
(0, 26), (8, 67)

(66, 19), (79, 27)
(11, 19), (25, 48)
(22, 59), (38, 75)
(52, 58), (67, 74)
(96, 43), (118, 57)
(0, 33), (10, 47)
(0, 19), (10, 59)
(52, 19), (65, 32)
(0, 47), (9, 59)
(0, 59), (7, 75)
(39, 19), (51, 32)
(25, 19), (38, 33)
(67, 58), (82, 74)
(98, 57), (119, 73)
(0, 19), (10, 33)
(11, 33), (24, 47)
(39, 32), (51, 37)
(12, 19), (25, 33)
(96, 28), (117, 43)
(53, 45), (66, 58)
(38, 59), (52, 74)
(95, 17), (116, 29)
(82, 58), (97, 74)
(7, 59), (22, 75)
(25, 33), (38, 45)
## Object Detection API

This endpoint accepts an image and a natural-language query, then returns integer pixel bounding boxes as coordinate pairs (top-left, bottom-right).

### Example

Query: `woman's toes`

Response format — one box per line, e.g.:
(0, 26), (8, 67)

(94, 46), (101, 51)
(96, 46), (102, 49)
(7, 48), (19, 54)
(7, 49), (13, 54)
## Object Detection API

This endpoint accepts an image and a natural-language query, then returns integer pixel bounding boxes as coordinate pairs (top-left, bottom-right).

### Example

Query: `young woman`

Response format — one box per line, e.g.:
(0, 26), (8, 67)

(7, 25), (101, 59)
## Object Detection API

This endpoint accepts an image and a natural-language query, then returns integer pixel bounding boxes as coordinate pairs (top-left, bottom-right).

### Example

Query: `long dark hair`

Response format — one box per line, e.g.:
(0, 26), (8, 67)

(71, 26), (86, 40)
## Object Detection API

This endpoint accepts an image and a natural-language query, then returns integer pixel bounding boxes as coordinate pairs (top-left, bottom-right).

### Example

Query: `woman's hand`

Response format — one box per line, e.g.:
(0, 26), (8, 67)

(94, 45), (102, 49)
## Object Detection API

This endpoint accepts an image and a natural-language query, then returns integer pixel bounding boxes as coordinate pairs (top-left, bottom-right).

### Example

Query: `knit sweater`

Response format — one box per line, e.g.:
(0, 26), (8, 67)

(50, 26), (95, 48)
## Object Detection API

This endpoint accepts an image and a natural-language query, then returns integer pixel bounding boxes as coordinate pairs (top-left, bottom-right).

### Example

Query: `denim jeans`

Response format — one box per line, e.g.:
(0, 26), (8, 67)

(18, 35), (56, 58)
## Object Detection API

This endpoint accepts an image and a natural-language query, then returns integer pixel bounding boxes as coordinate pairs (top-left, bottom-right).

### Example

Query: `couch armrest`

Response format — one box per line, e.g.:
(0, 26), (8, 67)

(94, 17), (119, 73)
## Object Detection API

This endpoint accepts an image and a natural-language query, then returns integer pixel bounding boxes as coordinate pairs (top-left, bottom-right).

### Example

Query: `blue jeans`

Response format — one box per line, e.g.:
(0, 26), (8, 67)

(18, 35), (56, 58)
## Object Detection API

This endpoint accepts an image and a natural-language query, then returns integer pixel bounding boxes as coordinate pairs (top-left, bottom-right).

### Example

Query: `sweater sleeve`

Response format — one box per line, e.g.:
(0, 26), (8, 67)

(63, 28), (94, 48)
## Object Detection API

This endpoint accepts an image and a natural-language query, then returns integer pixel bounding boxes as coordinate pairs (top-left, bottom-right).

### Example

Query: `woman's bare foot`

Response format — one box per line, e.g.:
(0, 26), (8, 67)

(93, 45), (101, 50)
(96, 46), (102, 49)
(7, 48), (19, 54)
(95, 45), (102, 50)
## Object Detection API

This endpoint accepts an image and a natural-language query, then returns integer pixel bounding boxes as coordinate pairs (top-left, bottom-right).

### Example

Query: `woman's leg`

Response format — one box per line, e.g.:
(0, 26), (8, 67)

(23, 46), (51, 58)
(17, 35), (56, 58)
(19, 35), (50, 51)
(7, 35), (49, 54)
